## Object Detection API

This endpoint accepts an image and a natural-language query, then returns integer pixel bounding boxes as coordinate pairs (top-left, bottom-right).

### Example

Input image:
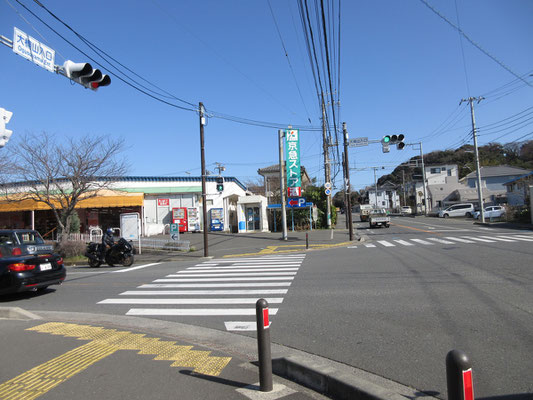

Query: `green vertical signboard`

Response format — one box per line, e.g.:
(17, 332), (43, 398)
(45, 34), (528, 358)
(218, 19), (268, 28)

(285, 129), (301, 197)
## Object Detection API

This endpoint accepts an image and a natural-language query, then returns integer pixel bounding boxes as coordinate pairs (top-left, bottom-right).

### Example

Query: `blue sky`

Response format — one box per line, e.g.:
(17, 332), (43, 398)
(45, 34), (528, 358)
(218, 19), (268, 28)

(1, 0), (532, 192)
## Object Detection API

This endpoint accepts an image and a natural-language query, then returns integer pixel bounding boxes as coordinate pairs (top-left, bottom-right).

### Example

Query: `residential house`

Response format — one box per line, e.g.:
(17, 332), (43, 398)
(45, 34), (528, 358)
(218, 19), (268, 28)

(366, 181), (401, 210)
(257, 164), (311, 203)
(461, 165), (532, 205)
(504, 171), (533, 206)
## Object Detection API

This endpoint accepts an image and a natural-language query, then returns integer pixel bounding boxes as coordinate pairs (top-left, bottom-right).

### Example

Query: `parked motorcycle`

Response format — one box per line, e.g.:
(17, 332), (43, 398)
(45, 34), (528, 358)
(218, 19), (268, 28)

(85, 238), (134, 268)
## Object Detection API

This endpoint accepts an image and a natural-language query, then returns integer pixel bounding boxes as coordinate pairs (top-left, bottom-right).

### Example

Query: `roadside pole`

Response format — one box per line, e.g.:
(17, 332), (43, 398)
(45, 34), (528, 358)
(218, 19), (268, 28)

(321, 95), (332, 230)
(199, 102), (209, 257)
(343, 122), (353, 241)
(420, 142), (429, 216)
(278, 130), (288, 240)
(462, 97), (485, 223)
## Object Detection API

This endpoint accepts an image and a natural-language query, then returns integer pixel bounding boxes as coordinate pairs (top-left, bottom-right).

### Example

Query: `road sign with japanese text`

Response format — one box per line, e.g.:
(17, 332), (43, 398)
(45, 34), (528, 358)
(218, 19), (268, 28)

(349, 137), (368, 147)
(13, 27), (55, 73)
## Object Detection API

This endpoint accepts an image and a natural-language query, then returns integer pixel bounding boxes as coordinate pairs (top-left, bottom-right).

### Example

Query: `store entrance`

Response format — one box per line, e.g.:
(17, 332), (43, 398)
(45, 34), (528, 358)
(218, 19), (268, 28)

(246, 207), (260, 231)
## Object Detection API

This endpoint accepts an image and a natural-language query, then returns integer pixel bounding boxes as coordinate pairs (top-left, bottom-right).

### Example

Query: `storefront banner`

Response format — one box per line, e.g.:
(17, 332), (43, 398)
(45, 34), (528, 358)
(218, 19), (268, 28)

(285, 129), (301, 188)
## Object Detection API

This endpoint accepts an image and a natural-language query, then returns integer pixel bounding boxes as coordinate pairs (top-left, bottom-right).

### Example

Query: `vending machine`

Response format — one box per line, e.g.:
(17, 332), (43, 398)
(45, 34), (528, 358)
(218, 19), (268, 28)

(187, 207), (200, 232)
(172, 207), (188, 233)
(209, 208), (224, 231)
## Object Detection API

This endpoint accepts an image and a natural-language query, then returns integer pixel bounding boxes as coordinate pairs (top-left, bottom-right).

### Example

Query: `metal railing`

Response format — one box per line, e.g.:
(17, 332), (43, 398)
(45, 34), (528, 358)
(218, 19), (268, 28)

(55, 234), (190, 252)
(139, 237), (190, 251)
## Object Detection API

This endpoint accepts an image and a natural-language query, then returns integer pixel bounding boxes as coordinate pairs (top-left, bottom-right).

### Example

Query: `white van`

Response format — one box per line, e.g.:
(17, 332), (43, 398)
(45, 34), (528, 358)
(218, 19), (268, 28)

(438, 203), (474, 218)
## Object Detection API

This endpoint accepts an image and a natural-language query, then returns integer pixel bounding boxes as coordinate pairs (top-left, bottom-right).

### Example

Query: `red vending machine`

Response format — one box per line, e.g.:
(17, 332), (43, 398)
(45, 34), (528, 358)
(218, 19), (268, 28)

(172, 207), (188, 233)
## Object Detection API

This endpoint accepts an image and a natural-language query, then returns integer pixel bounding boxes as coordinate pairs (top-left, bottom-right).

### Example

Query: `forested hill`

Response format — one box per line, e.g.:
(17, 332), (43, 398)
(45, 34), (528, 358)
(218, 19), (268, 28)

(377, 140), (533, 186)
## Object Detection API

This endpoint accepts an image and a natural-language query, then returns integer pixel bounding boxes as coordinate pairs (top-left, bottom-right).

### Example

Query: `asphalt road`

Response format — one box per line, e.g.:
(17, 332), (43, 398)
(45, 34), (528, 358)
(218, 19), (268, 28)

(1, 214), (532, 399)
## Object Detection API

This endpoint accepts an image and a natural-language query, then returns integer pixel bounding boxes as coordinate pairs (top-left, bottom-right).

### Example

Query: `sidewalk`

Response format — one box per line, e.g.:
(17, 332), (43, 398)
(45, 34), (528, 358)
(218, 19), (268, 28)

(0, 307), (436, 400)
(134, 220), (358, 262)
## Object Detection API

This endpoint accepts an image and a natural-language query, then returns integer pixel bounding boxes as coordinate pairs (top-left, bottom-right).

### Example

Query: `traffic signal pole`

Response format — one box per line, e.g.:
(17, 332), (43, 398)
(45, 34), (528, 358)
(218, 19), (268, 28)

(199, 102), (209, 257)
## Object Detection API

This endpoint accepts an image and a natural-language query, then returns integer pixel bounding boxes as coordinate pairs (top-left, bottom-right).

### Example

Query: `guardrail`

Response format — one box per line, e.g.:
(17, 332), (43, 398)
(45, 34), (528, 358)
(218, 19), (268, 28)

(139, 238), (190, 252)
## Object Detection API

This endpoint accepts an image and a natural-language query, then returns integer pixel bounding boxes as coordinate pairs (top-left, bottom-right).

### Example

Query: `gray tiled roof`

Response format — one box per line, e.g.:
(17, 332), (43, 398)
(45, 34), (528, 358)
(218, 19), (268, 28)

(464, 165), (531, 179)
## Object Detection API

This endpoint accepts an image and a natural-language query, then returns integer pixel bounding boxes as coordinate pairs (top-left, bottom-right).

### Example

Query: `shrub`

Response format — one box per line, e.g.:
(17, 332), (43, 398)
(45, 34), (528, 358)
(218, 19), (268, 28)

(55, 240), (86, 258)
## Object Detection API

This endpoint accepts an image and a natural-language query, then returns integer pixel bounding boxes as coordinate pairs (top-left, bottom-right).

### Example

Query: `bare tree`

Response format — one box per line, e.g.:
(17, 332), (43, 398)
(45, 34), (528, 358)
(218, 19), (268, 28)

(2, 133), (129, 238)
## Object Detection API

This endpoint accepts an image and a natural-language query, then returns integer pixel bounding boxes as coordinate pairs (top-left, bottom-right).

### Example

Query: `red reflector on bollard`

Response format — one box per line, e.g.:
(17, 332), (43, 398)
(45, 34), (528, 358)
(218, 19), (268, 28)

(263, 308), (269, 329)
(462, 369), (474, 400)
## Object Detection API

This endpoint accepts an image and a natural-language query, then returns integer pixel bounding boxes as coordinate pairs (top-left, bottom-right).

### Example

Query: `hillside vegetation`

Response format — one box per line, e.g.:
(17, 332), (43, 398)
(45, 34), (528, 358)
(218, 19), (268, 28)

(377, 140), (533, 186)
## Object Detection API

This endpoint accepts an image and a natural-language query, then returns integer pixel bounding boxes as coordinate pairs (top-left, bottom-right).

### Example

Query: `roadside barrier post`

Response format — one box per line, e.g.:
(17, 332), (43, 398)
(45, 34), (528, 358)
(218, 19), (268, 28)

(256, 298), (273, 392)
(306, 232), (309, 250)
(446, 349), (474, 400)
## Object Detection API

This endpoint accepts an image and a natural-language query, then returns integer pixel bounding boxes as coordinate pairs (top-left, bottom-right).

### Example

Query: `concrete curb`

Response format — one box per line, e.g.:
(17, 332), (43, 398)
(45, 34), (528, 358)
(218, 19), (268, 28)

(24, 309), (438, 400)
(273, 356), (408, 400)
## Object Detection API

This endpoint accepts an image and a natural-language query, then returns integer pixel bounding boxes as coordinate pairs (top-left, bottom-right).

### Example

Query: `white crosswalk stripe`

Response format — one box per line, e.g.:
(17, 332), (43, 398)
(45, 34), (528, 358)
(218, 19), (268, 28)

(410, 239), (434, 245)
(444, 237), (475, 243)
(497, 235), (533, 241)
(479, 236), (515, 242)
(394, 240), (413, 246)
(99, 298), (284, 305)
(427, 238), (455, 244)
(377, 240), (395, 247)
(461, 236), (496, 243)
(348, 234), (530, 250)
(98, 254), (306, 331)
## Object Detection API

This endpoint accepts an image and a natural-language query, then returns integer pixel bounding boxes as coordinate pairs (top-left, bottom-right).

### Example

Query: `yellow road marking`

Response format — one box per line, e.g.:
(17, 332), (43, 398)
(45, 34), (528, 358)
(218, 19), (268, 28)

(223, 241), (352, 258)
(0, 322), (231, 400)
(390, 223), (437, 234)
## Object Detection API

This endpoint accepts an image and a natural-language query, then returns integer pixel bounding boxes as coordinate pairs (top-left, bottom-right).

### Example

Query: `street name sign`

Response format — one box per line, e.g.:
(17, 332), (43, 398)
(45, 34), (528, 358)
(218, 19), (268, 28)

(349, 137), (368, 147)
(13, 27), (55, 73)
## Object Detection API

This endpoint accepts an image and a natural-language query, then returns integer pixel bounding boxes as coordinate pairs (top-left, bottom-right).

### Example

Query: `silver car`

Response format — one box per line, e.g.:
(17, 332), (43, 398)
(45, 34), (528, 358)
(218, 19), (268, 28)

(473, 206), (505, 220)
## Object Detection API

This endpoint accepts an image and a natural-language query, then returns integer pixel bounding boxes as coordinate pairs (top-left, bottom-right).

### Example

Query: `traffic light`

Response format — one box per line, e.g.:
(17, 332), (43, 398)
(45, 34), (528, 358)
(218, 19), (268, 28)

(0, 108), (13, 148)
(382, 134), (405, 152)
(216, 177), (224, 192)
(381, 135), (390, 153)
(396, 134), (405, 150)
(62, 60), (111, 91)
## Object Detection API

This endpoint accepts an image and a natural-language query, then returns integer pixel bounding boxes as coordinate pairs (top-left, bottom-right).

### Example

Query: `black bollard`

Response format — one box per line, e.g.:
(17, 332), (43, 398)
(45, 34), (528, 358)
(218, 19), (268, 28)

(306, 232), (309, 250)
(446, 349), (474, 400)
(256, 299), (273, 392)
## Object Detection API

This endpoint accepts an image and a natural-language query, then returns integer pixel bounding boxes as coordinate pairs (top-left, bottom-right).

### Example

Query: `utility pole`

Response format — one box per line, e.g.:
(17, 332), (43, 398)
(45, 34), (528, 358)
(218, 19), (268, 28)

(199, 102), (209, 257)
(402, 169), (406, 206)
(214, 162), (225, 176)
(373, 167), (378, 208)
(321, 94), (332, 230)
(343, 122), (353, 240)
(420, 142), (428, 216)
(278, 129), (288, 240)
(461, 96), (485, 223)
(404, 142), (428, 215)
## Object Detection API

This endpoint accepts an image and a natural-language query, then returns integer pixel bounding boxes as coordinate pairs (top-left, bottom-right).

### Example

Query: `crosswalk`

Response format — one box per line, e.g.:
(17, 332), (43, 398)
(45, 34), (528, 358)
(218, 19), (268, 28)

(348, 233), (533, 249)
(98, 254), (306, 331)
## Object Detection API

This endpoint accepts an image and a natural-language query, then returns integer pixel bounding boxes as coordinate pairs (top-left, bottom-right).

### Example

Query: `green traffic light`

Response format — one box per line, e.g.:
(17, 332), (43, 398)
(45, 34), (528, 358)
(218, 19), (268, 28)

(383, 135), (391, 143)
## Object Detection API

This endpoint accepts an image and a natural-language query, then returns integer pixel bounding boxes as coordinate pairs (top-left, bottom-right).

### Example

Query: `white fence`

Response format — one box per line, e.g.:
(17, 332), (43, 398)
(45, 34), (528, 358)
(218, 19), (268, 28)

(56, 233), (190, 252)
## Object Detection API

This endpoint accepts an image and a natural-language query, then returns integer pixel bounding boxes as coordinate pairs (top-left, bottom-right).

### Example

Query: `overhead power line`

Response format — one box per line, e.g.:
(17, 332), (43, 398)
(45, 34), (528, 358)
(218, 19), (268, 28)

(267, 0), (313, 124)
(419, 0), (532, 87)
(14, 0), (322, 131)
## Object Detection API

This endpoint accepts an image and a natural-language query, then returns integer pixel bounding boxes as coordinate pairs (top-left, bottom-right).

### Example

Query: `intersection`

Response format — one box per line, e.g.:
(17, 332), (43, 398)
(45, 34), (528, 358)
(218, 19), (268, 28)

(1, 215), (532, 399)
